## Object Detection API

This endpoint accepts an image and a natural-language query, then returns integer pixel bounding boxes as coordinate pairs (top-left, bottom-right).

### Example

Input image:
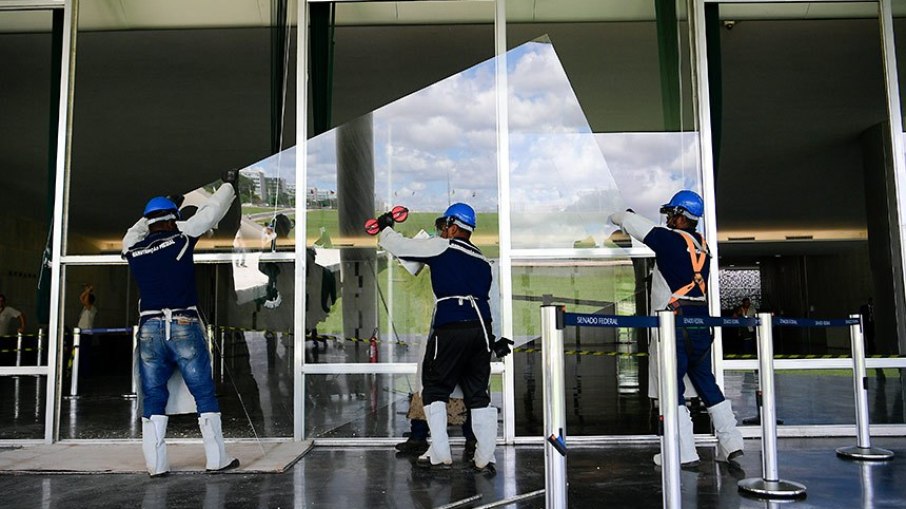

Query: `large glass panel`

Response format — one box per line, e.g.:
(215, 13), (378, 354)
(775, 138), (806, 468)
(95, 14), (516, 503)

(724, 368), (905, 426)
(66, 2), (280, 254)
(512, 262), (652, 436)
(713, 3), (894, 358)
(507, 1), (700, 437)
(0, 8), (55, 440)
(304, 1), (496, 364)
(59, 262), (293, 439)
(306, 373), (503, 439)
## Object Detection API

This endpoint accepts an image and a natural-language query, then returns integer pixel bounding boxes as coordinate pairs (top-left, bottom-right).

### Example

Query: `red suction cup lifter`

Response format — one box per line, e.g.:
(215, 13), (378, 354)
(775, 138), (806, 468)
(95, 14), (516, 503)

(391, 205), (409, 223)
(364, 218), (380, 236)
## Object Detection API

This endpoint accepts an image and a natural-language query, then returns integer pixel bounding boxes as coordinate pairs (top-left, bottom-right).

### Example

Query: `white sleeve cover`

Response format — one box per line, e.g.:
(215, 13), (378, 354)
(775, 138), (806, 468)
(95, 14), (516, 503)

(177, 183), (236, 238)
(122, 217), (149, 253)
(621, 212), (656, 242)
(379, 227), (449, 260)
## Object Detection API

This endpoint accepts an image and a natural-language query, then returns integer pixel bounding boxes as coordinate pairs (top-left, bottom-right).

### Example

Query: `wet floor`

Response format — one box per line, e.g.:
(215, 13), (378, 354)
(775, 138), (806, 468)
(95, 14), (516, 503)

(1, 438), (904, 508)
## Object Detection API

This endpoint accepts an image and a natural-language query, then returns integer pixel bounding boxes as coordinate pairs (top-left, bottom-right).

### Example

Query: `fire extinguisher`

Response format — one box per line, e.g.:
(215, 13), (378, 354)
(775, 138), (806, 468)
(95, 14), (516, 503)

(369, 328), (379, 363)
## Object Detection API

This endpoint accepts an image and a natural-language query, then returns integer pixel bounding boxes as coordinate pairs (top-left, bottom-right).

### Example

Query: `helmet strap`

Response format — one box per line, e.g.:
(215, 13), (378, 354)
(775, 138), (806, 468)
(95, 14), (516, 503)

(147, 213), (177, 225)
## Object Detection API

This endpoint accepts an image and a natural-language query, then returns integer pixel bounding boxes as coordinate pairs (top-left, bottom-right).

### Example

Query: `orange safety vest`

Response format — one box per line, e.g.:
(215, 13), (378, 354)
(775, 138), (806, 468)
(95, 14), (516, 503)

(667, 230), (708, 307)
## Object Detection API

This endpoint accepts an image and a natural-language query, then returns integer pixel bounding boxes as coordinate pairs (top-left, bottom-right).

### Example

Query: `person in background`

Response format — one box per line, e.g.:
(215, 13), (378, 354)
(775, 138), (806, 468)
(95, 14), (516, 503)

(0, 293), (26, 337)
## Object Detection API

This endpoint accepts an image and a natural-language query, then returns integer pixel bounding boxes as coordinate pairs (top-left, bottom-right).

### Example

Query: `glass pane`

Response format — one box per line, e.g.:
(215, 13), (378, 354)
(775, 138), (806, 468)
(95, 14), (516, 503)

(713, 4), (895, 356)
(60, 263), (293, 439)
(304, 2), (496, 363)
(507, 2), (701, 250)
(725, 368), (906, 426)
(0, 8), (55, 440)
(67, 1), (281, 254)
(306, 373), (503, 439)
(507, 1), (700, 437)
(512, 263), (654, 436)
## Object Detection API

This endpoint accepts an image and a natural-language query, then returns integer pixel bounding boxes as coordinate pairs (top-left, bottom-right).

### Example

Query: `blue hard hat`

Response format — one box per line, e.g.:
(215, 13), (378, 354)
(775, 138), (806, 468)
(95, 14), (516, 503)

(143, 196), (180, 218)
(441, 203), (476, 230)
(662, 190), (704, 220)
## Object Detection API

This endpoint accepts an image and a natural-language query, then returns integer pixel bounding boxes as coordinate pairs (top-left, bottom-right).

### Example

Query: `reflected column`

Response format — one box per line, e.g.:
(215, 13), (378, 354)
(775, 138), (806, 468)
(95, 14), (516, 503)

(337, 112), (377, 364)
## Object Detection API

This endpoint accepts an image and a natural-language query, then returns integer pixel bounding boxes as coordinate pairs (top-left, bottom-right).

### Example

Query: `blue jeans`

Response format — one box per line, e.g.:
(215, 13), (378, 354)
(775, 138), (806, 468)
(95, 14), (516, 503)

(139, 316), (219, 417)
(675, 303), (725, 408)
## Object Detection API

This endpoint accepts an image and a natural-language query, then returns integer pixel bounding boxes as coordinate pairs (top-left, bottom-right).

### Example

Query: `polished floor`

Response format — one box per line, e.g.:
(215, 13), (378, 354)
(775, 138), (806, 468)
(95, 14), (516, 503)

(1, 438), (904, 508)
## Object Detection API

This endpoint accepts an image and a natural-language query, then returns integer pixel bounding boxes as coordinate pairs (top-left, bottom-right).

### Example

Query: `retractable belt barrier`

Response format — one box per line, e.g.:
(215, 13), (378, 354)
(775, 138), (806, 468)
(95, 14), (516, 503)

(544, 308), (885, 507)
(66, 326), (140, 399)
(0, 330), (45, 372)
(541, 308), (761, 509)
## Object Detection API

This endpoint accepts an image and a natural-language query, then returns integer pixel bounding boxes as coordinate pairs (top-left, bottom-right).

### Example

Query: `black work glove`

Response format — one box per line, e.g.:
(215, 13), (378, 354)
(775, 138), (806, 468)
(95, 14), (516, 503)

(492, 336), (514, 358)
(222, 169), (240, 194)
(376, 211), (395, 231)
(166, 194), (185, 208)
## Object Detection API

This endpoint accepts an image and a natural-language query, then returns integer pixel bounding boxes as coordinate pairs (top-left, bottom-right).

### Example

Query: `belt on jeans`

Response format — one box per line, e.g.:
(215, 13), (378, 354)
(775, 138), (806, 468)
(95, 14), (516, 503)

(139, 306), (198, 340)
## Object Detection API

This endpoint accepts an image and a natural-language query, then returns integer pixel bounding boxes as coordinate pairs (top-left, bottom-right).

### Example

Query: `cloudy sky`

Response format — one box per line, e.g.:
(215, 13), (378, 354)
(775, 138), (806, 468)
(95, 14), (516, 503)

(247, 38), (702, 248)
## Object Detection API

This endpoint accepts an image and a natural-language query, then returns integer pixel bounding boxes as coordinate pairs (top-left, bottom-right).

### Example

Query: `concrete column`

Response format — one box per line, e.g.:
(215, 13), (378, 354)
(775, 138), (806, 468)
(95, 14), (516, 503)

(337, 112), (377, 347)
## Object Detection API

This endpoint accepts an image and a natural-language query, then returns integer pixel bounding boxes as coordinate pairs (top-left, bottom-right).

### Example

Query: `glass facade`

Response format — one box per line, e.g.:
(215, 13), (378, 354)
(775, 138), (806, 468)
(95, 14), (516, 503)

(0, 8), (54, 440)
(1, 0), (905, 443)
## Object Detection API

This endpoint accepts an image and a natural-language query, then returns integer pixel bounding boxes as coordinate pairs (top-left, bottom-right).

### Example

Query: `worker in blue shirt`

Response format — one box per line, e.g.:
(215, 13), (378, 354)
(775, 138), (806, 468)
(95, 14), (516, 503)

(610, 190), (743, 467)
(122, 171), (239, 476)
(378, 203), (508, 474)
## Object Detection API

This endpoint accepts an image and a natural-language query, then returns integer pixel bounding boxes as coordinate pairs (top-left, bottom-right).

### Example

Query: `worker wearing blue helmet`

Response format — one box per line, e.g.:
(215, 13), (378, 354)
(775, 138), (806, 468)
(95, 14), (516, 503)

(610, 190), (743, 468)
(122, 171), (239, 476)
(377, 202), (507, 474)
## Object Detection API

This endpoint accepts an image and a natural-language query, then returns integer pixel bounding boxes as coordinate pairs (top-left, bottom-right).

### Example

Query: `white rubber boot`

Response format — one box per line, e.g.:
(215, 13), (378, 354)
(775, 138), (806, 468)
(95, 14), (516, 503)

(707, 400), (744, 462)
(470, 406), (498, 473)
(141, 415), (170, 476)
(417, 401), (452, 468)
(198, 412), (240, 471)
(654, 405), (700, 467)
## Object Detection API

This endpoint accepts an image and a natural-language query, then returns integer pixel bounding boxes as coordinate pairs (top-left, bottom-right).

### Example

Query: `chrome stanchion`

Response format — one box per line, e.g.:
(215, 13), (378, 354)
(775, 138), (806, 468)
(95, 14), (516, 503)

(206, 324), (215, 372)
(836, 313), (894, 460)
(657, 310), (681, 509)
(219, 327), (226, 383)
(67, 327), (82, 398)
(36, 328), (44, 367)
(738, 313), (806, 498)
(540, 305), (567, 509)
(15, 331), (23, 367)
(123, 325), (139, 399)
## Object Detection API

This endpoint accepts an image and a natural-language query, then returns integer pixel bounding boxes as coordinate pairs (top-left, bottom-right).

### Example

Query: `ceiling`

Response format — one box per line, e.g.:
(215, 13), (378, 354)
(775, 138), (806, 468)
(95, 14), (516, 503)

(0, 5), (900, 258)
(0, 1), (888, 33)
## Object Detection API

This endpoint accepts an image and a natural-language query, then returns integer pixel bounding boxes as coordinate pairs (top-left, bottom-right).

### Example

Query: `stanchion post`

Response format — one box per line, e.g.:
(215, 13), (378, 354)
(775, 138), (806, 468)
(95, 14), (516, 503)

(656, 310), (681, 509)
(220, 327), (226, 383)
(836, 314), (894, 460)
(206, 324), (215, 372)
(69, 328), (81, 398)
(15, 331), (23, 367)
(738, 313), (806, 498)
(130, 325), (139, 397)
(540, 305), (567, 509)
(36, 328), (44, 367)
